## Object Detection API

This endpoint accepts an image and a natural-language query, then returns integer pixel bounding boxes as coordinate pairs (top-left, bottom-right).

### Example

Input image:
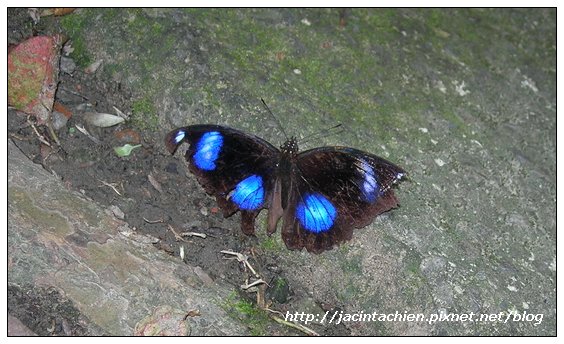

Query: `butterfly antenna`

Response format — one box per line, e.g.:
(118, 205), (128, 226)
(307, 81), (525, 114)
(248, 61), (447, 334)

(261, 98), (288, 140)
(300, 123), (344, 145)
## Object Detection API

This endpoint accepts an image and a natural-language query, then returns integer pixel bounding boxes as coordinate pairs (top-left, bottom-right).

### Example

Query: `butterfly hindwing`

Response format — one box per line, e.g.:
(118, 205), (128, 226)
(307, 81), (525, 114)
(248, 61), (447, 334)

(281, 147), (405, 253)
(165, 125), (280, 234)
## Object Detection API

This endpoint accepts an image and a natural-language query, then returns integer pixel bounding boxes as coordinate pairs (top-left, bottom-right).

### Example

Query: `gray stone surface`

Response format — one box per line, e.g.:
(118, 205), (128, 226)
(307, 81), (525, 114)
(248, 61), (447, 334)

(8, 315), (38, 336)
(8, 141), (250, 336)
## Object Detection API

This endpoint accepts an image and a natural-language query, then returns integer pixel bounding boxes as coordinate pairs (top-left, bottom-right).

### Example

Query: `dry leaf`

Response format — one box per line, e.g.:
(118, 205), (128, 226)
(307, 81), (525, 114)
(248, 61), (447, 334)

(148, 173), (163, 193)
(84, 112), (125, 127)
(84, 59), (103, 74)
(8, 35), (65, 124)
(41, 8), (75, 17)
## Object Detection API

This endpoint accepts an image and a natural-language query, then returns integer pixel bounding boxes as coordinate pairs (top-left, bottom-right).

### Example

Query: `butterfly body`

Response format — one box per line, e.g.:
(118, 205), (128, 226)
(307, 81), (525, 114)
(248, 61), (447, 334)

(165, 124), (405, 254)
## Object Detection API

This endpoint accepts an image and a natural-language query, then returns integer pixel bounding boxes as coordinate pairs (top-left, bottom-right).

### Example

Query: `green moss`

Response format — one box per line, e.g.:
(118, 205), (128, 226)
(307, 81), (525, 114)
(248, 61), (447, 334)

(131, 97), (158, 130)
(274, 277), (287, 289)
(102, 63), (119, 78)
(222, 292), (271, 336)
(358, 9), (401, 42)
(259, 235), (283, 252)
(404, 249), (422, 275)
(59, 11), (93, 68)
(202, 84), (222, 109)
(335, 281), (362, 304)
(340, 253), (363, 274)
(56, 9), (524, 156)
(426, 8), (444, 28)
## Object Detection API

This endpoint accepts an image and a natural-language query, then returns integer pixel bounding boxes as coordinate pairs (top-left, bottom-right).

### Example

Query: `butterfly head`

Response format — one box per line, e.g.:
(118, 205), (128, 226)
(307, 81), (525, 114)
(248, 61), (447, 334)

(280, 137), (299, 156)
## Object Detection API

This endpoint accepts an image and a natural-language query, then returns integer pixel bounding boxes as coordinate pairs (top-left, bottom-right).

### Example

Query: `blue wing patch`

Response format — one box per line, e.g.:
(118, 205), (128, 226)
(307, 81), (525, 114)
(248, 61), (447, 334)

(296, 193), (337, 233)
(193, 131), (223, 171)
(230, 175), (265, 210)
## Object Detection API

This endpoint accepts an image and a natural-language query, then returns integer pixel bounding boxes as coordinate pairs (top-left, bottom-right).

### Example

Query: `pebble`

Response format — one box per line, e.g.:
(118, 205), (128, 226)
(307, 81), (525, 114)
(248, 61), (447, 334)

(60, 56), (76, 75)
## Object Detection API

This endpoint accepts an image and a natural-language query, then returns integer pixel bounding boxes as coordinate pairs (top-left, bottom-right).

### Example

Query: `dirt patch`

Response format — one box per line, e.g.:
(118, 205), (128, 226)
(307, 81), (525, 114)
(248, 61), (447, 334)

(8, 67), (292, 295)
(8, 284), (105, 336)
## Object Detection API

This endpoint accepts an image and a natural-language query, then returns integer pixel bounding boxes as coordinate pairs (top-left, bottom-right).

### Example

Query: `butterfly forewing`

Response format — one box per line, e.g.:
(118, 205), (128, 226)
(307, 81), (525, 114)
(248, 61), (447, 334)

(165, 125), (280, 234)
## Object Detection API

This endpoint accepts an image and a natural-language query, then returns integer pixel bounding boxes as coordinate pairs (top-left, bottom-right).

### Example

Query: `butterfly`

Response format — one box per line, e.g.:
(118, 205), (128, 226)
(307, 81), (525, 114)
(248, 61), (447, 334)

(165, 124), (406, 254)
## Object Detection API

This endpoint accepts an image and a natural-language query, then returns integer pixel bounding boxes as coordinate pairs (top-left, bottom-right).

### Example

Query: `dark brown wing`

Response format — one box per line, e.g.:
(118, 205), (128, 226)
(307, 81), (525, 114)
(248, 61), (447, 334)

(165, 125), (280, 235)
(280, 147), (405, 254)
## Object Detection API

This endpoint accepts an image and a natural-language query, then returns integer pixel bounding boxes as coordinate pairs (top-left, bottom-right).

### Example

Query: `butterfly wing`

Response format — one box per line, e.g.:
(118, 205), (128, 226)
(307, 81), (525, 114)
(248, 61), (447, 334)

(165, 125), (280, 235)
(281, 147), (406, 253)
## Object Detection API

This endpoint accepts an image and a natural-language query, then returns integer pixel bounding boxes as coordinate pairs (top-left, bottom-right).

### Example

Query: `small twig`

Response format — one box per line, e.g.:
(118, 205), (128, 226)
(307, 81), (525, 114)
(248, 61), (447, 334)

(112, 106), (129, 120)
(9, 132), (33, 141)
(75, 124), (101, 144)
(98, 179), (122, 196)
(270, 314), (320, 336)
(241, 278), (267, 290)
(36, 103), (61, 147)
(27, 118), (51, 147)
(167, 225), (207, 242)
(220, 250), (259, 278)
(41, 143), (59, 164)
(58, 85), (89, 100)
(218, 249), (316, 335)
(256, 283), (267, 309)
(180, 231), (207, 239)
(142, 217), (165, 224)
(168, 224), (186, 242)
(265, 308), (284, 317)
(45, 119), (61, 147)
